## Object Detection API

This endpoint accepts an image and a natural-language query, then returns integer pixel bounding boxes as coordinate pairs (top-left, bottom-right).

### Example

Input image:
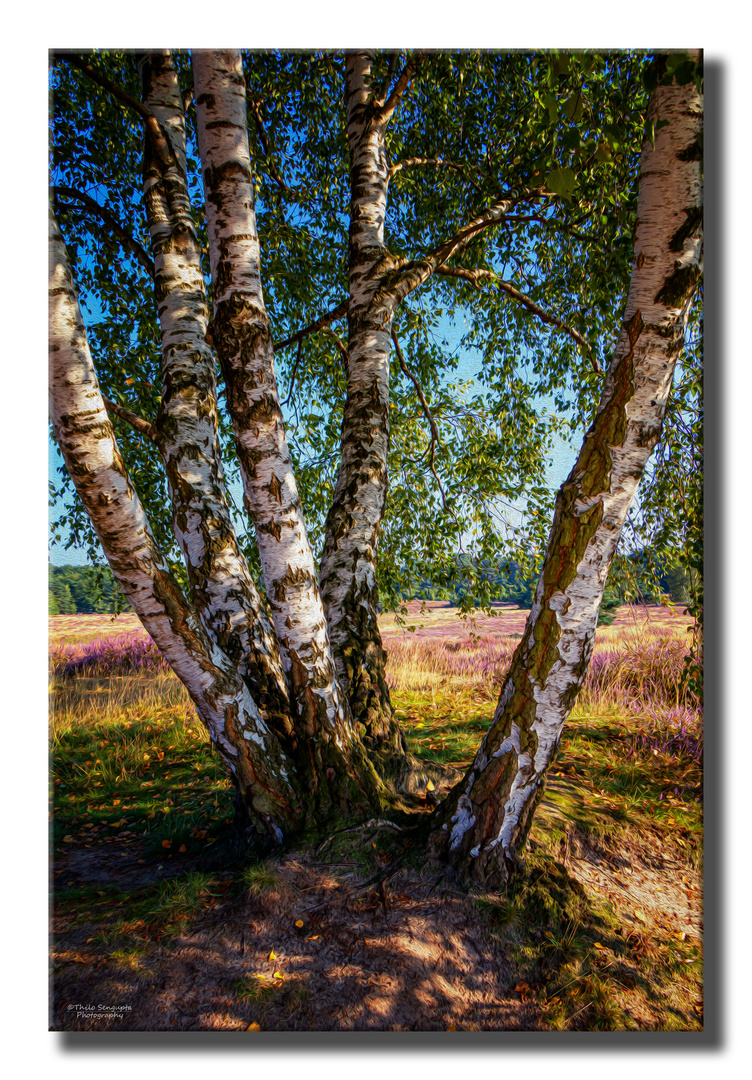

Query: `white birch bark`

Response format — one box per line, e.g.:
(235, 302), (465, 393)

(318, 52), (406, 759)
(192, 50), (382, 809)
(49, 207), (301, 843)
(137, 51), (291, 734)
(435, 62), (703, 886)
(319, 53), (518, 765)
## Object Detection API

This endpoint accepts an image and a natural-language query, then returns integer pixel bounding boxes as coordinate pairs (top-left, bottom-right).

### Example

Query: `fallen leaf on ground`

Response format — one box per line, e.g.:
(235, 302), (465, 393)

(246, 1022), (261, 1031)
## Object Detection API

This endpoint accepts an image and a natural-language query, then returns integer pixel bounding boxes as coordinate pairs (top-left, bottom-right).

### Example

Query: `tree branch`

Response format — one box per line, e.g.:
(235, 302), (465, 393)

(53, 185), (155, 277)
(389, 156), (485, 195)
(374, 52), (400, 107)
(246, 95), (294, 194)
(391, 329), (447, 507)
(435, 265), (597, 362)
(379, 52), (424, 124)
(273, 299), (349, 351)
(61, 54), (177, 173)
(101, 395), (158, 443)
(283, 339), (304, 408)
(387, 194), (522, 306)
(324, 328), (350, 376)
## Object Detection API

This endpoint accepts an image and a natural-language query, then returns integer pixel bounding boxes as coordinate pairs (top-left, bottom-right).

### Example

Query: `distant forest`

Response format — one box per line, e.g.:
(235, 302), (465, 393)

(49, 556), (695, 621)
(49, 564), (131, 615)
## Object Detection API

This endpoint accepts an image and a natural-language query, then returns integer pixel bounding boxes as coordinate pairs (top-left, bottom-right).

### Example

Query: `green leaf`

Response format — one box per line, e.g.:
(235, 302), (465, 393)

(544, 166), (577, 199)
(562, 93), (584, 122)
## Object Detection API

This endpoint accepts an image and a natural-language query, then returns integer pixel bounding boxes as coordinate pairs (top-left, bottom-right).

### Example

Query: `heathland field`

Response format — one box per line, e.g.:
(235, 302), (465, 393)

(49, 602), (703, 1032)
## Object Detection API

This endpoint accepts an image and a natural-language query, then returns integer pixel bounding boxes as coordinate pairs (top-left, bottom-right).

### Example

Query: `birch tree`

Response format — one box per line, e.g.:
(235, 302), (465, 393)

(50, 48), (702, 876)
(429, 53), (703, 885)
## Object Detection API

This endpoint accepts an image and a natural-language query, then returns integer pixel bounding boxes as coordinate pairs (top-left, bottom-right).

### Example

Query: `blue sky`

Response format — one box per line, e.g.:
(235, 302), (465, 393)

(48, 310), (578, 568)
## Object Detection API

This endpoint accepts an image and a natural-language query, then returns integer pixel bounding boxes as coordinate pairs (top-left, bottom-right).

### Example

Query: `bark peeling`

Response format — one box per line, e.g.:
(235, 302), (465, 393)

(432, 66), (704, 887)
(192, 50), (383, 814)
(137, 50), (292, 740)
(49, 206), (302, 846)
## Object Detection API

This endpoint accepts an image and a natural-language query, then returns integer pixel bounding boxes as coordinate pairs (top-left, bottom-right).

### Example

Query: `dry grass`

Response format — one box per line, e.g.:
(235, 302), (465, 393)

(49, 603), (703, 1031)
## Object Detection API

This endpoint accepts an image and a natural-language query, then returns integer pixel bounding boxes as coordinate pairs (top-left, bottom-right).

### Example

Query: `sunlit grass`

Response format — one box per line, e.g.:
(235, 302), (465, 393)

(50, 607), (702, 1031)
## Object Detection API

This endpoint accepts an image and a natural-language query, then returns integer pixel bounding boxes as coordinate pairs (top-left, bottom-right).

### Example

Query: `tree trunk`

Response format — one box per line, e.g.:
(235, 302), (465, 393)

(49, 205), (302, 848)
(192, 49), (383, 816)
(137, 50), (293, 743)
(318, 52), (409, 771)
(431, 62), (703, 888)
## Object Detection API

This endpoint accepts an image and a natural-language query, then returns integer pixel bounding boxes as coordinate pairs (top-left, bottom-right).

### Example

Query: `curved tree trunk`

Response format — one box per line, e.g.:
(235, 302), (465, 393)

(431, 62), (703, 888)
(49, 205), (302, 848)
(137, 50), (292, 743)
(318, 52), (410, 773)
(192, 49), (383, 816)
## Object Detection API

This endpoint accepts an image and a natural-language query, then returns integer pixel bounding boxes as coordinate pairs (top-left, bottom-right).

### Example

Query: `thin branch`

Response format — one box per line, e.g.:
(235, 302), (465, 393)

(389, 156), (485, 195)
(388, 194), (522, 306)
(374, 52), (400, 107)
(283, 339), (304, 408)
(53, 185), (155, 277)
(273, 299), (349, 351)
(324, 328), (350, 376)
(391, 329), (447, 508)
(246, 95), (293, 194)
(501, 213), (596, 243)
(101, 395), (158, 443)
(435, 265), (597, 365)
(61, 54), (176, 173)
(380, 52), (424, 124)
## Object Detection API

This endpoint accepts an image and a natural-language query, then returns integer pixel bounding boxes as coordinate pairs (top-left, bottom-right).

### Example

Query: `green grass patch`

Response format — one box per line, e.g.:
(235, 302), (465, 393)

(51, 682), (235, 854)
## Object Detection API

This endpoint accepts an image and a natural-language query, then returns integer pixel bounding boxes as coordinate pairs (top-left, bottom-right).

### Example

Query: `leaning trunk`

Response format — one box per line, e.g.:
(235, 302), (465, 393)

(192, 49), (383, 816)
(137, 50), (292, 741)
(49, 206), (302, 848)
(432, 61), (703, 887)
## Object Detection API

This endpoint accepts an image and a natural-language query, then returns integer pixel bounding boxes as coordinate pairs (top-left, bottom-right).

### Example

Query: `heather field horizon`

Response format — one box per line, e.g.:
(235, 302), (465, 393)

(50, 601), (703, 1031)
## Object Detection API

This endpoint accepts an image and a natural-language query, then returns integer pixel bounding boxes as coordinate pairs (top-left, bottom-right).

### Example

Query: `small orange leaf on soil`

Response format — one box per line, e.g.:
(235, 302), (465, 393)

(178, 844), (187, 853)
(593, 942), (605, 950)
(273, 971), (284, 980)
(268, 949), (277, 961)
(246, 1023), (261, 1031)
(514, 981), (530, 993)
(63, 835), (74, 843)
(426, 779), (436, 792)
(307, 935), (320, 941)
(634, 910), (647, 923)
(161, 840), (172, 849)
(446, 1024), (456, 1031)
(295, 920), (304, 928)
